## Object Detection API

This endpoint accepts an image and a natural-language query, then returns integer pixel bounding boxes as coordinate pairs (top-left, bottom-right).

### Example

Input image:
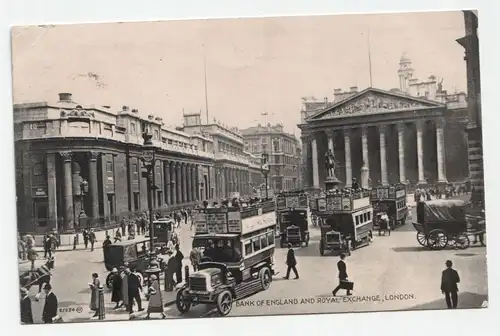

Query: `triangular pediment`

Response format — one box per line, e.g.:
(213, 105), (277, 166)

(307, 88), (445, 121)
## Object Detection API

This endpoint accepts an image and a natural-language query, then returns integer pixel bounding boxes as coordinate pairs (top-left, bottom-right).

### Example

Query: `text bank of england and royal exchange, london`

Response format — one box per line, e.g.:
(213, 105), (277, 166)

(299, 54), (470, 191)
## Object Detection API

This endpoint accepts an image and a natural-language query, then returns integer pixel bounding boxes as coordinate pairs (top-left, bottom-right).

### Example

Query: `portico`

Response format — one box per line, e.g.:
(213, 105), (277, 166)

(299, 88), (451, 189)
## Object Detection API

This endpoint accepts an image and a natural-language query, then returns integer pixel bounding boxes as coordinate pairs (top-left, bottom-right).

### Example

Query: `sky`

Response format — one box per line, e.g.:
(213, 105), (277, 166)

(11, 11), (467, 135)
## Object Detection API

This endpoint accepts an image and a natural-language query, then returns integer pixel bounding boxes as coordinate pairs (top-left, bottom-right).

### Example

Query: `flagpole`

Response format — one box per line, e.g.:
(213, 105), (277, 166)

(203, 45), (209, 124)
(367, 29), (373, 88)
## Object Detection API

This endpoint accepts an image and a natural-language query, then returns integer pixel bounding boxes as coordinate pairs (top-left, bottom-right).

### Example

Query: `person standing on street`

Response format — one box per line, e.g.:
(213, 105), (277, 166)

(174, 244), (184, 284)
(20, 287), (33, 324)
(332, 253), (352, 296)
(110, 268), (122, 309)
(127, 268), (144, 314)
(43, 234), (52, 259)
(441, 260), (460, 309)
(190, 246), (202, 272)
(283, 243), (299, 279)
(42, 284), (58, 323)
(145, 274), (166, 319)
(89, 273), (100, 317)
(83, 229), (89, 249)
(120, 266), (129, 310)
(89, 229), (97, 252)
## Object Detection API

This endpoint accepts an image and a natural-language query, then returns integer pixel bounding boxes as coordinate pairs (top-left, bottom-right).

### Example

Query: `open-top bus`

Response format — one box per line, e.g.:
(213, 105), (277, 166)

(176, 207), (276, 316)
(275, 190), (309, 247)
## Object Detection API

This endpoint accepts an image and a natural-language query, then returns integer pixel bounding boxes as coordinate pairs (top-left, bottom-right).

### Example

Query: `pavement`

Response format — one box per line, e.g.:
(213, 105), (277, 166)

(20, 194), (487, 322)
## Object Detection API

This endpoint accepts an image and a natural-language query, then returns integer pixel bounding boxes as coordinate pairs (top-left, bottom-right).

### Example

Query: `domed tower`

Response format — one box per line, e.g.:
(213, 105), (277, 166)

(398, 53), (414, 93)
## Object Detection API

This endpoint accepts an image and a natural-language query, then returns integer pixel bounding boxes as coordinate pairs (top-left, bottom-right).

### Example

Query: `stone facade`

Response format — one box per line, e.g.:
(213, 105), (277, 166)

(15, 94), (219, 233)
(298, 57), (469, 189)
(240, 123), (301, 191)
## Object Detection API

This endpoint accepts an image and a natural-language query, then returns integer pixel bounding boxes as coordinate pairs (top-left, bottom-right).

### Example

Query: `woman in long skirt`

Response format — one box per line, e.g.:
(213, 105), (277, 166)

(89, 273), (100, 317)
(110, 268), (122, 309)
(145, 275), (166, 319)
(121, 267), (129, 310)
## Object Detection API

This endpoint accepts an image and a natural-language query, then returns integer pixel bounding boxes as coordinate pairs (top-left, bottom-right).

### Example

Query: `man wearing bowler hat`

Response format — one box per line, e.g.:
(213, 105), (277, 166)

(42, 284), (58, 323)
(20, 287), (33, 324)
(441, 260), (460, 308)
(283, 243), (299, 279)
(332, 253), (352, 296)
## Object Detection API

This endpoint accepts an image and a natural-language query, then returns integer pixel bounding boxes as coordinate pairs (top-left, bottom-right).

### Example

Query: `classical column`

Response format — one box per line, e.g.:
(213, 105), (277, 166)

(361, 126), (370, 172)
(311, 136), (319, 188)
(175, 162), (182, 204)
(301, 137), (309, 188)
(191, 165), (197, 202)
(379, 124), (388, 186)
(61, 151), (74, 230)
(327, 131), (334, 152)
(435, 118), (447, 183)
(88, 151), (100, 220)
(344, 128), (352, 187)
(170, 162), (177, 205)
(181, 163), (188, 203)
(195, 165), (200, 201)
(184, 163), (190, 203)
(397, 123), (406, 183)
(416, 120), (426, 184)
(46, 153), (58, 229)
(164, 161), (171, 206)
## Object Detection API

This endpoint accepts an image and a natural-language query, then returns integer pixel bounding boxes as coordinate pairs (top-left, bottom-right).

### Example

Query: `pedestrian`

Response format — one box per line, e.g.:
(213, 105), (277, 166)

(89, 273), (100, 317)
(441, 260), (460, 309)
(120, 265), (129, 310)
(42, 284), (58, 323)
(120, 217), (126, 236)
(127, 268), (143, 314)
(43, 234), (52, 259)
(89, 229), (97, 252)
(110, 268), (122, 309)
(174, 244), (184, 284)
(190, 246), (202, 272)
(27, 247), (38, 271)
(145, 274), (166, 319)
(20, 287), (33, 324)
(332, 253), (352, 296)
(140, 217), (147, 235)
(283, 243), (299, 279)
(102, 235), (112, 248)
(18, 235), (26, 260)
(114, 229), (122, 243)
(83, 229), (89, 249)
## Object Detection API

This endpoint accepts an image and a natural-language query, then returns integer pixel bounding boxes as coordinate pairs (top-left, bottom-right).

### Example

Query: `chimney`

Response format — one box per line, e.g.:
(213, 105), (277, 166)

(350, 86), (358, 93)
(334, 88), (342, 94)
(131, 109), (138, 113)
(324, 97), (328, 106)
(58, 93), (73, 102)
(122, 106), (129, 112)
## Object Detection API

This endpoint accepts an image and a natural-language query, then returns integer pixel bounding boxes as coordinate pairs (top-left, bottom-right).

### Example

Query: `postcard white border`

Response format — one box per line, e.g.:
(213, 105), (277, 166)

(1, 1), (498, 336)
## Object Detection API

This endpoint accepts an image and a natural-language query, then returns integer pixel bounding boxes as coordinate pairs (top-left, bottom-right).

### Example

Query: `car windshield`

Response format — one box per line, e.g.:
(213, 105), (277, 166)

(193, 238), (242, 263)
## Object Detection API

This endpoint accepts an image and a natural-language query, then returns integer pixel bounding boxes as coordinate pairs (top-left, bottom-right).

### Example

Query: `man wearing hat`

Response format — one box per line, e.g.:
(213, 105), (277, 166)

(284, 243), (299, 279)
(20, 288), (33, 324)
(441, 260), (460, 309)
(42, 284), (58, 323)
(120, 265), (129, 310)
(110, 268), (123, 309)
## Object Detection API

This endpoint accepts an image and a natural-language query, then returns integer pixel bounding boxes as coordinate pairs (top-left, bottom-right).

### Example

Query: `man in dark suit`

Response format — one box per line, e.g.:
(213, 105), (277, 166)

(441, 260), (460, 309)
(20, 287), (33, 324)
(332, 253), (352, 296)
(42, 284), (58, 323)
(127, 269), (144, 314)
(284, 243), (299, 279)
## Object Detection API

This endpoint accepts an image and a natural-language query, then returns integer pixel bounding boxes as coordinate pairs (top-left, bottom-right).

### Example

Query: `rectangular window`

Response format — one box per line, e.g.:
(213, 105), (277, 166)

(133, 193), (140, 211)
(106, 161), (113, 172)
(368, 212), (371, 220)
(244, 241), (253, 255)
(130, 123), (136, 133)
(108, 194), (115, 215)
(267, 232), (274, 246)
(260, 235), (268, 248)
(252, 238), (261, 252)
(355, 216), (360, 225)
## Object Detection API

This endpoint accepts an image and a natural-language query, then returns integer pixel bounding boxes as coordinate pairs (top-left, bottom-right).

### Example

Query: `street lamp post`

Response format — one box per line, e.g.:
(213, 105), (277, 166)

(141, 132), (157, 252)
(78, 178), (89, 229)
(260, 153), (269, 200)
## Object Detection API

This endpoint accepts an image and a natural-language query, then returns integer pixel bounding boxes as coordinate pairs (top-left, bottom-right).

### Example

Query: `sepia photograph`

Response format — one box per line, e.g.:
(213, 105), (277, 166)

(10, 9), (487, 325)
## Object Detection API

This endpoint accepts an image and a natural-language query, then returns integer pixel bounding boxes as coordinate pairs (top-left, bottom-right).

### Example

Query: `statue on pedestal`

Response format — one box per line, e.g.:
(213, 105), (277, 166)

(324, 149), (336, 179)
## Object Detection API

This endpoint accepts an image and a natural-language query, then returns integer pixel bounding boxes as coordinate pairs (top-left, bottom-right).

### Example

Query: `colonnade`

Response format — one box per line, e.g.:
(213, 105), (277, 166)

(307, 118), (447, 188)
(214, 166), (251, 199)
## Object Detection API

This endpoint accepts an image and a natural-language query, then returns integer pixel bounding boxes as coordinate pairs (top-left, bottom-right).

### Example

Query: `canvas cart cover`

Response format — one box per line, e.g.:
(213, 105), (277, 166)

(420, 199), (466, 222)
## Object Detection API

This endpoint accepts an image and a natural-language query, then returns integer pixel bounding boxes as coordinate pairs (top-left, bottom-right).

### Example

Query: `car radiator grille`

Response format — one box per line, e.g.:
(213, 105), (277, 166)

(190, 277), (207, 291)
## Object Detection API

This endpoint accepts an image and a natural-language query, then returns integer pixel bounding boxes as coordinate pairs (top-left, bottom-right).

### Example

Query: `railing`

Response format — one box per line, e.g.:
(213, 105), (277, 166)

(240, 200), (275, 219)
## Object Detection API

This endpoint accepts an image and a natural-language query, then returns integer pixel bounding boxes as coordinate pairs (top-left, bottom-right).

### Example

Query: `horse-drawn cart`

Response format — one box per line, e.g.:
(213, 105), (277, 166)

(412, 199), (470, 250)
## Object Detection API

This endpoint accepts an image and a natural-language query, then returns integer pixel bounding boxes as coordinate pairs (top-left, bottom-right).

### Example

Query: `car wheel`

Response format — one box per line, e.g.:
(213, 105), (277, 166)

(216, 290), (233, 316)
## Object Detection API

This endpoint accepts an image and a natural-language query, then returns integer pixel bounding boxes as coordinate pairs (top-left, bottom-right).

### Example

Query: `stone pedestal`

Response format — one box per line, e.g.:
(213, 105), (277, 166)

(325, 176), (342, 191)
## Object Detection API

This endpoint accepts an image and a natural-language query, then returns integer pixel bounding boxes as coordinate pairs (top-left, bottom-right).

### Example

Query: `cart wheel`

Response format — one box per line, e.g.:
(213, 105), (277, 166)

(175, 287), (191, 314)
(319, 240), (325, 256)
(455, 233), (470, 250)
(259, 267), (272, 290)
(416, 232), (427, 247)
(105, 273), (113, 289)
(427, 229), (448, 250)
(216, 290), (233, 316)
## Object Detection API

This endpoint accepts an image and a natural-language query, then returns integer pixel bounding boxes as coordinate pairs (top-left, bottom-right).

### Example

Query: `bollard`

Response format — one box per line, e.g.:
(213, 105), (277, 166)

(184, 265), (190, 287)
(97, 285), (106, 320)
(73, 234), (78, 250)
(164, 264), (173, 292)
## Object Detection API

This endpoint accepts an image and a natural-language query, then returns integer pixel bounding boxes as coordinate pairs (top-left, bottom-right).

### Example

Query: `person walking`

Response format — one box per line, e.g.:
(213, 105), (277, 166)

(83, 229), (89, 249)
(127, 268), (143, 314)
(332, 253), (352, 296)
(89, 229), (97, 252)
(89, 273), (100, 317)
(20, 287), (33, 324)
(42, 284), (58, 323)
(110, 268), (122, 309)
(190, 246), (202, 272)
(441, 260), (460, 309)
(145, 274), (166, 319)
(174, 244), (184, 284)
(283, 243), (299, 279)
(120, 265), (129, 310)
(43, 234), (52, 259)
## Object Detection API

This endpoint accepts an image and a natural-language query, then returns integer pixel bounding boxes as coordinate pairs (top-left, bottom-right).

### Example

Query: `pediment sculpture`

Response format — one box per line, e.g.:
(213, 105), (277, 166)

(318, 93), (432, 119)
(60, 107), (95, 118)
